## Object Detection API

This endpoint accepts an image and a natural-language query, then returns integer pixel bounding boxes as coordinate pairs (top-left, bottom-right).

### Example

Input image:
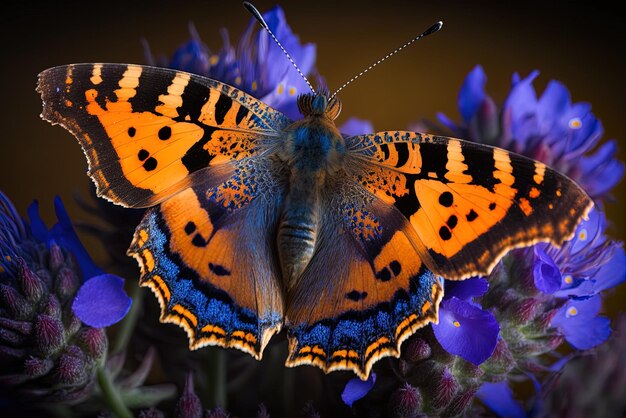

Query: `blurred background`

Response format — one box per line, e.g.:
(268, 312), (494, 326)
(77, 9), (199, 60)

(1, 0), (624, 308)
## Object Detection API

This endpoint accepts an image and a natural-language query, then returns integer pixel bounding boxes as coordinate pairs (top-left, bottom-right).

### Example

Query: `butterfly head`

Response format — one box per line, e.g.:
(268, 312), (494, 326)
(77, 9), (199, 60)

(297, 93), (342, 120)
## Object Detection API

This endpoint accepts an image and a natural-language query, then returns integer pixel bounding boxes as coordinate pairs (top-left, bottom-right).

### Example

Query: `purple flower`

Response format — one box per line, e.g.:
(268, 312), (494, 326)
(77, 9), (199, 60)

(341, 373), (376, 407)
(476, 381), (526, 418)
(548, 208), (626, 298)
(150, 6), (316, 120)
(22, 195), (131, 327)
(72, 274), (132, 328)
(437, 66), (624, 200)
(532, 246), (561, 295)
(477, 374), (542, 418)
(551, 295), (611, 350)
(432, 278), (499, 365)
(528, 207), (624, 350)
(339, 117), (374, 136)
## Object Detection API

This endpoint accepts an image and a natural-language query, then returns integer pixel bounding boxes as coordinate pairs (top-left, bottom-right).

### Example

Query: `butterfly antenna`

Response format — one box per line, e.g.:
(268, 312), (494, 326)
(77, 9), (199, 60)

(330, 21), (443, 101)
(243, 1), (316, 95)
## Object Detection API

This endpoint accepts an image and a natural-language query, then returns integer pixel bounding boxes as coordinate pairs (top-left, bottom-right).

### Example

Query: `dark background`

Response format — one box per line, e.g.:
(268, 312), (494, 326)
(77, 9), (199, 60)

(1, 1), (624, 308)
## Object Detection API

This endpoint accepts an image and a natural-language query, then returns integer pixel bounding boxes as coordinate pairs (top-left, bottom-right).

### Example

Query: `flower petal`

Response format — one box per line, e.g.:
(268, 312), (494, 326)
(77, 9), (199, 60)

(72, 274), (132, 328)
(341, 373), (376, 407)
(444, 277), (489, 301)
(502, 70), (540, 145)
(551, 295), (611, 350)
(27, 200), (48, 242)
(458, 65), (487, 123)
(49, 196), (103, 280)
(533, 246), (561, 294)
(432, 297), (499, 365)
(339, 118), (374, 136)
(476, 381), (526, 418)
(169, 24), (211, 76)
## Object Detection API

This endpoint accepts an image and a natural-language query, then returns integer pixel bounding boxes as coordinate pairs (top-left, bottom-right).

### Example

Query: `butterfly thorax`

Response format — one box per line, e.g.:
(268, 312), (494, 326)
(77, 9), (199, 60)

(277, 94), (345, 287)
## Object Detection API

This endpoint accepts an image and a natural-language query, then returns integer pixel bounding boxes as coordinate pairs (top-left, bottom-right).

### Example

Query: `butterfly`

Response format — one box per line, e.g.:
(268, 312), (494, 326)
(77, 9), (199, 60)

(37, 56), (592, 380)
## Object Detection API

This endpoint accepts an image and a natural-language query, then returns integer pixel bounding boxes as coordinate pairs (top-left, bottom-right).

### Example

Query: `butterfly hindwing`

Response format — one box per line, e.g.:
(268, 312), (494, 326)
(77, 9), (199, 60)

(285, 178), (443, 379)
(347, 131), (594, 279)
(128, 157), (286, 358)
(37, 63), (290, 207)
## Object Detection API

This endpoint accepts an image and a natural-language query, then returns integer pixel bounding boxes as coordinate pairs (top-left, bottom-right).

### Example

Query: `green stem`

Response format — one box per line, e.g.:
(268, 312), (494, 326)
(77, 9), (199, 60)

(97, 366), (133, 418)
(112, 281), (143, 355)
(206, 348), (227, 408)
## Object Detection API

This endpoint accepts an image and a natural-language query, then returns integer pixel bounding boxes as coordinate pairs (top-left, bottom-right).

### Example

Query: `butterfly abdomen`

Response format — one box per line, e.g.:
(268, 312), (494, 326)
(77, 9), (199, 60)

(277, 114), (346, 285)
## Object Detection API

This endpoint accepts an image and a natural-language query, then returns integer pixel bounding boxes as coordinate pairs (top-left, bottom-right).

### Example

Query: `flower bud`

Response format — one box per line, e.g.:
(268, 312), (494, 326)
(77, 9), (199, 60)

(42, 294), (62, 319)
(404, 337), (432, 363)
(36, 268), (53, 288)
(510, 298), (541, 324)
(77, 327), (108, 360)
(174, 373), (202, 418)
(0, 327), (26, 346)
(34, 314), (65, 355)
(432, 367), (458, 409)
(18, 260), (46, 302)
(469, 96), (499, 145)
(0, 317), (32, 334)
(455, 361), (485, 379)
(56, 345), (87, 385)
(257, 404), (270, 418)
(139, 409), (165, 418)
(388, 383), (422, 418)
(24, 356), (54, 377)
(54, 267), (80, 302)
(482, 339), (515, 377)
(48, 242), (65, 272)
(66, 314), (83, 338)
(443, 389), (477, 417)
(204, 408), (230, 418)
(0, 284), (31, 319)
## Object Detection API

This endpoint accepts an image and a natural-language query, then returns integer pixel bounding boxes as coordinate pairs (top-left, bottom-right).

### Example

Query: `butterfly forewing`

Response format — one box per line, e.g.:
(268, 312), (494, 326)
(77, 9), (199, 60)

(37, 64), (290, 208)
(346, 131), (594, 280)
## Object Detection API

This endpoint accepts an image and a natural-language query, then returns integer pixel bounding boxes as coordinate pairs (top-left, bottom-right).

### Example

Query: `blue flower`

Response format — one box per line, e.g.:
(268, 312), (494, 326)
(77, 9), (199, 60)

(339, 117), (374, 136)
(432, 278), (499, 365)
(529, 207), (625, 350)
(477, 374), (542, 418)
(10, 193), (131, 327)
(550, 295), (611, 350)
(549, 208), (626, 298)
(476, 381), (526, 418)
(438, 66), (624, 200)
(150, 6), (316, 120)
(532, 246), (561, 294)
(341, 373), (376, 407)
(72, 274), (132, 328)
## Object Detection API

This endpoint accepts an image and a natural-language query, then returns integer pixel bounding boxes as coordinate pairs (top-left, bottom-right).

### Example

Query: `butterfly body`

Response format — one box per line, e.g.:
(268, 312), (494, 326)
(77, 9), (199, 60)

(38, 63), (592, 380)
(276, 94), (345, 284)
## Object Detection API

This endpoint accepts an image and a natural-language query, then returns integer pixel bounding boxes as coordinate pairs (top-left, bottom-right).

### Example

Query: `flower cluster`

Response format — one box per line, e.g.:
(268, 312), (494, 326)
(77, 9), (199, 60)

(435, 65), (624, 201)
(0, 193), (131, 410)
